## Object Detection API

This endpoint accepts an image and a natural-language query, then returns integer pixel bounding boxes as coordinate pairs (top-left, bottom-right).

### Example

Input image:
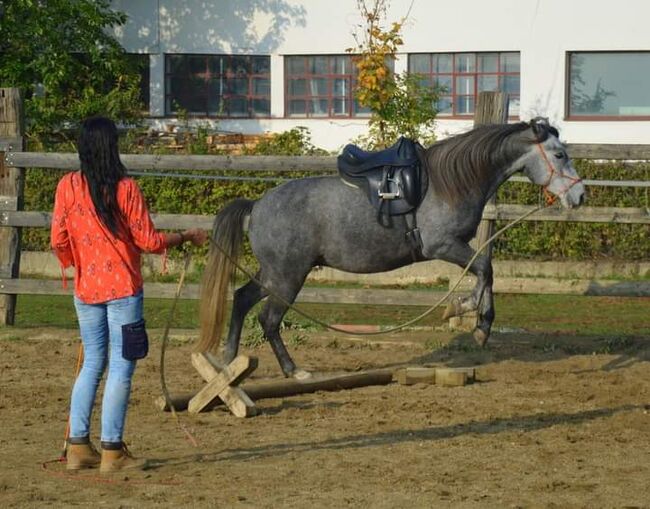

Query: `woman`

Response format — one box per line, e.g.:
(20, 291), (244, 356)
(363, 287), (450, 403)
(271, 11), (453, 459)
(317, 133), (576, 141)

(50, 116), (208, 473)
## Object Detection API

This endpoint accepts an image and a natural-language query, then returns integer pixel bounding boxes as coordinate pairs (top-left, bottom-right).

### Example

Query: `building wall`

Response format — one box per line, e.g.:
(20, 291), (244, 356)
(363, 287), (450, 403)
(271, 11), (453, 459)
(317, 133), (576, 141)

(111, 0), (650, 150)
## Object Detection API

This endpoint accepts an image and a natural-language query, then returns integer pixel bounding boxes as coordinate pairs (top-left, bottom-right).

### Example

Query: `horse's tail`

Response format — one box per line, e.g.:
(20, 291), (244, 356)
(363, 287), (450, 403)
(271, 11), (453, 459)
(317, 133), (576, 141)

(196, 198), (255, 353)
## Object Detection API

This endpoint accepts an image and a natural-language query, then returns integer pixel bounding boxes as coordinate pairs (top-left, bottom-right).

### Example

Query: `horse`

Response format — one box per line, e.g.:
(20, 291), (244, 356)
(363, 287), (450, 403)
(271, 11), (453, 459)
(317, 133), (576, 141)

(197, 118), (585, 379)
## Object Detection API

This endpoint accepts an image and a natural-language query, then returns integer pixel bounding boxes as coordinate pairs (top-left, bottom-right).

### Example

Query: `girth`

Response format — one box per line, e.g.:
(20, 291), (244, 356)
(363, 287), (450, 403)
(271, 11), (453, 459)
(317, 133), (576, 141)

(337, 137), (428, 259)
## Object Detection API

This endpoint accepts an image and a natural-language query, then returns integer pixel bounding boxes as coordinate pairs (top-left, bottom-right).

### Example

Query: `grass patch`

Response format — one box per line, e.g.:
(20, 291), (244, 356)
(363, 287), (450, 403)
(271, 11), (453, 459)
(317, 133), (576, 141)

(495, 294), (650, 335)
(8, 293), (650, 337)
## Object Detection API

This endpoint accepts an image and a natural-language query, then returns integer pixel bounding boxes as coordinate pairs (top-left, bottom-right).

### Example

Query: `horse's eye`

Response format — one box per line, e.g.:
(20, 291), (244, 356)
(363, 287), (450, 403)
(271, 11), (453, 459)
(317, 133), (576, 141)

(554, 153), (564, 159)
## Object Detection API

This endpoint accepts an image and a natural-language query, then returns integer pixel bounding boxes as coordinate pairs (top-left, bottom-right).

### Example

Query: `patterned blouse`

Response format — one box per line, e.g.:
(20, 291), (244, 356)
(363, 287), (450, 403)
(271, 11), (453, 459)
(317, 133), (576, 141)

(50, 172), (168, 304)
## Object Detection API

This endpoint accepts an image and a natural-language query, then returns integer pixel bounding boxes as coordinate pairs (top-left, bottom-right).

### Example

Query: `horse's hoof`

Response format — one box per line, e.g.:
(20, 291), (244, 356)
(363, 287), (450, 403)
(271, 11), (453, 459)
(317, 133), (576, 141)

(473, 328), (489, 347)
(293, 369), (312, 381)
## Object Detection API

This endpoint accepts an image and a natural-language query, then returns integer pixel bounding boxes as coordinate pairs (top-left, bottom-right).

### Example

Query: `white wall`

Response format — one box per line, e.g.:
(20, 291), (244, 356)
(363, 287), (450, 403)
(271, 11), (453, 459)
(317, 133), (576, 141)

(111, 0), (650, 150)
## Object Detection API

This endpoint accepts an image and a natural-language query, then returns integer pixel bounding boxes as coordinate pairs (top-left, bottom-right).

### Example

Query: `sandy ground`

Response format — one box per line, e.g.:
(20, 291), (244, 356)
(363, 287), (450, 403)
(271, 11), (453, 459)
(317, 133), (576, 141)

(1, 326), (649, 508)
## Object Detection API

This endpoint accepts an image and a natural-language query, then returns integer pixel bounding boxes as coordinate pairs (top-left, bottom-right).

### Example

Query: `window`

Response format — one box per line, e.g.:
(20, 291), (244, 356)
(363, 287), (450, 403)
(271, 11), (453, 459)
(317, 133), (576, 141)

(165, 54), (270, 117)
(408, 52), (520, 117)
(285, 55), (377, 117)
(568, 52), (650, 119)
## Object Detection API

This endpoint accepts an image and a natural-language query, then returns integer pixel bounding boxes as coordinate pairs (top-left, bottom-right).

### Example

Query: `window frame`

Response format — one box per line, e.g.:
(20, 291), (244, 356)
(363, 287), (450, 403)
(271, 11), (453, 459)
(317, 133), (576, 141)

(164, 53), (271, 118)
(408, 51), (521, 119)
(565, 50), (650, 121)
(284, 54), (371, 118)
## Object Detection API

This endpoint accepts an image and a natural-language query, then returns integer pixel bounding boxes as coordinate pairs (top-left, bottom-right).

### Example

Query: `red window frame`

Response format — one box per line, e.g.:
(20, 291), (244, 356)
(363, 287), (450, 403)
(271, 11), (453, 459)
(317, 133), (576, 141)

(164, 54), (270, 118)
(408, 52), (520, 119)
(284, 55), (372, 118)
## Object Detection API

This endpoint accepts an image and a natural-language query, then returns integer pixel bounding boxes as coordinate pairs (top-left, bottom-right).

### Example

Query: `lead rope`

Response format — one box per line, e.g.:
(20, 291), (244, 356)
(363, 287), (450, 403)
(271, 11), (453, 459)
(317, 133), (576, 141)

(57, 343), (84, 463)
(160, 251), (199, 447)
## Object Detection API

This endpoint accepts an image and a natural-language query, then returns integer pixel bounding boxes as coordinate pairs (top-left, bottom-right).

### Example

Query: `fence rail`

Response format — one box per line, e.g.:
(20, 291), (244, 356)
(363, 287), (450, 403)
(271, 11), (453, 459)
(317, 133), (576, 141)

(5, 152), (337, 172)
(6, 143), (650, 172)
(2, 278), (648, 303)
(2, 205), (648, 229)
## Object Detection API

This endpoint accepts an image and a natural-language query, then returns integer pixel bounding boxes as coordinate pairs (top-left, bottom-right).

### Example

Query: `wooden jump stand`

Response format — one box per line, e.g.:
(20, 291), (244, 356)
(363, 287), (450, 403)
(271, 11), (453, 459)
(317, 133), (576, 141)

(188, 352), (259, 417)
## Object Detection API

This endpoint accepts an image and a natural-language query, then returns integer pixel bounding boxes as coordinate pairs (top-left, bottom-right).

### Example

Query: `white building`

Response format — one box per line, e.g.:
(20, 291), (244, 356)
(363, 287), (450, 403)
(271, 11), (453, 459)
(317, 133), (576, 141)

(112, 0), (650, 151)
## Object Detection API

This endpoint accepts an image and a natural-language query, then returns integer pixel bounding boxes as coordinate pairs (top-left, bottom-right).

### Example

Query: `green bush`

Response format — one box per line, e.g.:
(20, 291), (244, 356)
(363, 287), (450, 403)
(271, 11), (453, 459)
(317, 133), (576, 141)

(22, 129), (650, 262)
(493, 160), (649, 260)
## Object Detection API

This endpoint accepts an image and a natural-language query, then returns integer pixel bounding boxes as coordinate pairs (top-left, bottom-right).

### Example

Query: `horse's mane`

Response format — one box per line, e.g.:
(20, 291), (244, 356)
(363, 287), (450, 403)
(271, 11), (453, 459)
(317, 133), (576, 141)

(425, 120), (557, 204)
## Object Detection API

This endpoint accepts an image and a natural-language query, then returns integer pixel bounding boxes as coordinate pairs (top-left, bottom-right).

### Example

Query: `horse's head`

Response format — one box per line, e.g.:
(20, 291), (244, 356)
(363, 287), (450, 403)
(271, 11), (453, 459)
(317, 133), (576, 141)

(521, 118), (586, 208)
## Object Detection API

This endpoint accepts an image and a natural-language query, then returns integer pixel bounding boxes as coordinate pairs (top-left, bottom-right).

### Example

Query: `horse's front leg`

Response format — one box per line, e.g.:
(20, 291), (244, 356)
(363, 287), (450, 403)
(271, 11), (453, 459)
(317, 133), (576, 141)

(429, 240), (494, 346)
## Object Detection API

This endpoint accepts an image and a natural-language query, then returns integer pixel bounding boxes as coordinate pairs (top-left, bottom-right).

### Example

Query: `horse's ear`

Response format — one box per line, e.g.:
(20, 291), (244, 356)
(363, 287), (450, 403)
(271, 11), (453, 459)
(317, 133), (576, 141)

(529, 117), (558, 141)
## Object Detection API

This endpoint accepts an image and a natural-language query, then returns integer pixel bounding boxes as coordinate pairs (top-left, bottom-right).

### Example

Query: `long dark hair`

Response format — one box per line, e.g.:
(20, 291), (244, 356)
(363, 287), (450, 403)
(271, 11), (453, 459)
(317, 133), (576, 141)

(77, 116), (127, 238)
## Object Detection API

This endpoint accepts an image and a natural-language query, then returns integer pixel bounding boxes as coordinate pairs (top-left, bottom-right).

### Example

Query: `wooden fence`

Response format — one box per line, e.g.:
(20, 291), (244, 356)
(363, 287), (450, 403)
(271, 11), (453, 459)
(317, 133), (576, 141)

(1, 88), (649, 325)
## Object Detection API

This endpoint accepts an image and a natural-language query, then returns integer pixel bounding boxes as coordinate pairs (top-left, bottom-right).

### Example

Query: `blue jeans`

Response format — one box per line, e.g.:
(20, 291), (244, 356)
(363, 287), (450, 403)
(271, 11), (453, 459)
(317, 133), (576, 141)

(69, 291), (143, 443)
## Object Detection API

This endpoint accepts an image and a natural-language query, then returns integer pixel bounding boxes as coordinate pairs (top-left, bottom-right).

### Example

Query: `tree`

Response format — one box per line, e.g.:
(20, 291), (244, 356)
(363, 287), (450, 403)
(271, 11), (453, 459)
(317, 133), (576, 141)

(0, 0), (145, 142)
(348, 0), (438, 148)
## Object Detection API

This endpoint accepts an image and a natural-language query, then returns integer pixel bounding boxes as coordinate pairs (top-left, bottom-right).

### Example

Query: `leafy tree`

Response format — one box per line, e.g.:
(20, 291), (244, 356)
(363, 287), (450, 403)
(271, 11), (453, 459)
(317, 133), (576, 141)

(0, 0), (145, 142)
(348, 0), (438, 148)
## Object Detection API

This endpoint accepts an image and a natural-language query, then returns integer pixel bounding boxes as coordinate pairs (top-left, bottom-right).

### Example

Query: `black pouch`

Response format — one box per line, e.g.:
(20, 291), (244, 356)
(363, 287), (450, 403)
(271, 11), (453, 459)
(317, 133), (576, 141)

(122, 319), (149, 361)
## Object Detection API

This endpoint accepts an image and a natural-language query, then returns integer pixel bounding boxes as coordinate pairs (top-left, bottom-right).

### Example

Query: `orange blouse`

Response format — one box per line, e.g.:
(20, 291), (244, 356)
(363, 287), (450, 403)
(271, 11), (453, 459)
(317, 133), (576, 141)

(50, 172), (168, 304)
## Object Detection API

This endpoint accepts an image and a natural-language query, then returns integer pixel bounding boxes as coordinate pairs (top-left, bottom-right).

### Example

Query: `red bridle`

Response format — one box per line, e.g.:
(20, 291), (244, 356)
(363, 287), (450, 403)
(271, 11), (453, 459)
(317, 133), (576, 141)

(536, 142), (583, 205)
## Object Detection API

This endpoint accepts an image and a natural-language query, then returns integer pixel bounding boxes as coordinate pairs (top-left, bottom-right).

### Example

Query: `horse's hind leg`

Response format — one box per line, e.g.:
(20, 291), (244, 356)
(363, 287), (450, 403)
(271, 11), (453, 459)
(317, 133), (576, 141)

(223, 276), (268, 364)
(255, 265), (312, 379)
(258, 297), (312, 379)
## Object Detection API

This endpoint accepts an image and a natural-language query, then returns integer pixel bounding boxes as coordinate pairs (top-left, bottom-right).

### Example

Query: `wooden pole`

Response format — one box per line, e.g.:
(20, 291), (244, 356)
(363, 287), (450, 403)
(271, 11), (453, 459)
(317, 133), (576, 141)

(0, 88), (25, 325)
(156, 368), (395, 412)
(449, 91), (508, 332)
(474, 91), (509, 257)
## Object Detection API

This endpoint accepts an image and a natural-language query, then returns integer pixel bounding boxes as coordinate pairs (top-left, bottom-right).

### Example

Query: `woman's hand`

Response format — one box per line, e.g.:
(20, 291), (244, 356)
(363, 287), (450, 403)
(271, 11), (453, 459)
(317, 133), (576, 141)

(182, 228), (209, 246)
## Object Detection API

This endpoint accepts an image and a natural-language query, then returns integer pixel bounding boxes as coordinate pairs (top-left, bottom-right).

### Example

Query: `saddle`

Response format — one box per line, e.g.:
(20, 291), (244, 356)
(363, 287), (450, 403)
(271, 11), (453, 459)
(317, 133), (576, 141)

(337, 137), (428, 258)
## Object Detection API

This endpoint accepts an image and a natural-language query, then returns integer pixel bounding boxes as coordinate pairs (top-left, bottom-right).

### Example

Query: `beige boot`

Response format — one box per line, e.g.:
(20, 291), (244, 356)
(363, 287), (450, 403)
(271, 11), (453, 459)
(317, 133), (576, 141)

(66, 440), (101, 470)
(99, 442), (148, 474)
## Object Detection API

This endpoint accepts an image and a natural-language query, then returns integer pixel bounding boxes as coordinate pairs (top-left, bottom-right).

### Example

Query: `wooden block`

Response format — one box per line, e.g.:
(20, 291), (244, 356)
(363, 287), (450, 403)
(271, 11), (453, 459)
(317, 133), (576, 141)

(434, 368), (470, 386)
(394, 367), (436, 385)
(452, 367), (476, 382)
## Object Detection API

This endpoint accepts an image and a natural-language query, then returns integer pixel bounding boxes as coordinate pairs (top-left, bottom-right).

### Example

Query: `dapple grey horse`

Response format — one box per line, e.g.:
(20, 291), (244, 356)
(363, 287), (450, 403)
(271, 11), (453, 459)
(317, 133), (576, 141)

(197, 118), (585, 379)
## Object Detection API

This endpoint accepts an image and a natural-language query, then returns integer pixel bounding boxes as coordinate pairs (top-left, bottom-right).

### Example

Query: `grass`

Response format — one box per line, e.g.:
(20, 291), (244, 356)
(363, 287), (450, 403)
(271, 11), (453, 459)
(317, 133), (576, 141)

(6, 292), (650, 337)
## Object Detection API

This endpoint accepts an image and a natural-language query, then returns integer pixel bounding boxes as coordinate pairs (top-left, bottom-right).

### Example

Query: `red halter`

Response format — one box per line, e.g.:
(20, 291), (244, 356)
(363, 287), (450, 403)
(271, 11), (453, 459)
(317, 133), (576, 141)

(536, 142), (583, 205)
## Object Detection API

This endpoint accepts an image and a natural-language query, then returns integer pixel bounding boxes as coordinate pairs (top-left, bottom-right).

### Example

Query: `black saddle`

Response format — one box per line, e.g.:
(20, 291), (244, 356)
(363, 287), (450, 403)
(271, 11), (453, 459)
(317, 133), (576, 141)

(337, 137), (428, 220)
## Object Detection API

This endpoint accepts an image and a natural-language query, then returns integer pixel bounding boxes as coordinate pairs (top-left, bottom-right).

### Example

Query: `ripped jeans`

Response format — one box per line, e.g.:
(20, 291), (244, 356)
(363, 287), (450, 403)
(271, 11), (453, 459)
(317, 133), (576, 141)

(69, 291), (143, 443)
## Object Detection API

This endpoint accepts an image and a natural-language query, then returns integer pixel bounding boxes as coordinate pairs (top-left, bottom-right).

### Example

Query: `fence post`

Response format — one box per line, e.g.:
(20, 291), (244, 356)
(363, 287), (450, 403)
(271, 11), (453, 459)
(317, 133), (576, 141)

(449, 91), (508, 332)
(0, 88), (25, 325)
